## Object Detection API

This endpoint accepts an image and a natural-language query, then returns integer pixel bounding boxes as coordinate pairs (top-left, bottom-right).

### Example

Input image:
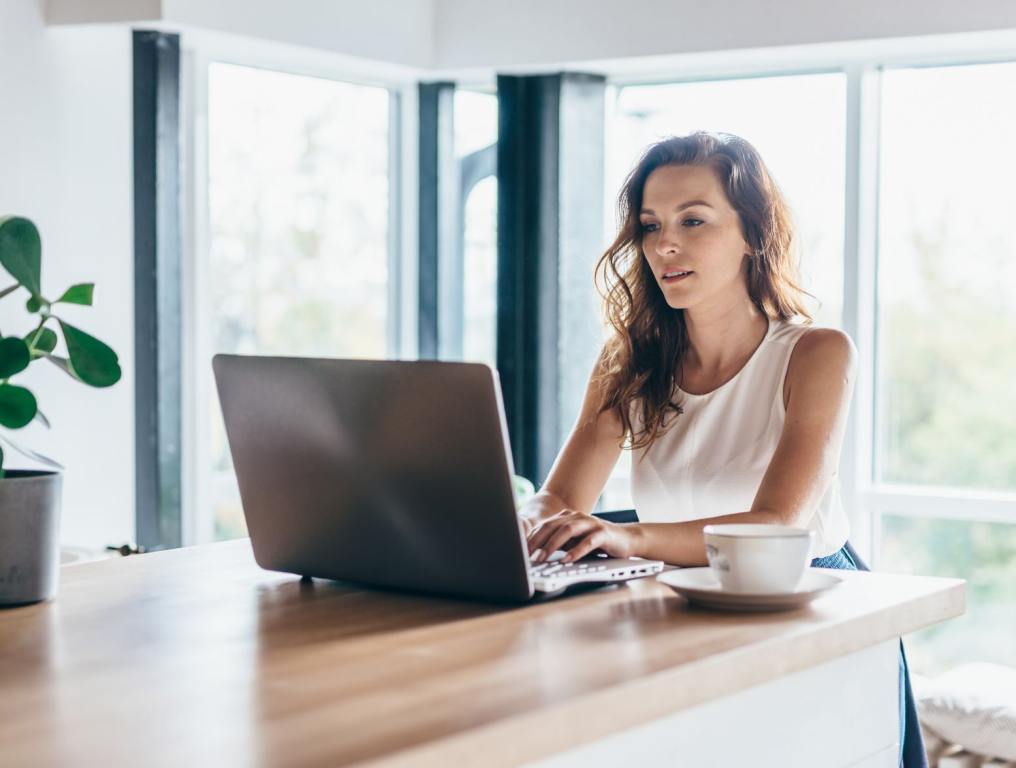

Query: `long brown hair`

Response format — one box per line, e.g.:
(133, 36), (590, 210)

(593, 131), (812, 450)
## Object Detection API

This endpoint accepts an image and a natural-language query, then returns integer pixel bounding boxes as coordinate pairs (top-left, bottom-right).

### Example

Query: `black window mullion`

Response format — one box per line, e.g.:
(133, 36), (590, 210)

(417, 81), (456, 360)
(496, 73), (605, 487)
(133, 30), (182, 551)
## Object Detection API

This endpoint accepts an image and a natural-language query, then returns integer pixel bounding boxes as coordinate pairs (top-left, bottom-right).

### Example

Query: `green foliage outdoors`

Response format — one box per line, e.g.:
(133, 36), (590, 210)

(879, 219), (1016, 672)
(882, 224), (1016, 490)
(0, 216), (121, 477)
(882, 516), (1016, 673)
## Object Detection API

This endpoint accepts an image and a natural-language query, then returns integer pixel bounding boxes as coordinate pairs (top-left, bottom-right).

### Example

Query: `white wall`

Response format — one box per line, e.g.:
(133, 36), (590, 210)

(166, 0), (434, 70)
(46, 0), (1016, 72)
(43, 0), (1016, 75)
(0, 0), (135, 549)
(46, 0), (436, 70)
(433, 0), (1016, 70)
(44, 0), (160, 24)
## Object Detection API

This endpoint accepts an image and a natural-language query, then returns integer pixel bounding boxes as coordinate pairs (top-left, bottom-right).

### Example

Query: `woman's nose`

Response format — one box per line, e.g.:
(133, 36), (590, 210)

(655, 227), (680, 256)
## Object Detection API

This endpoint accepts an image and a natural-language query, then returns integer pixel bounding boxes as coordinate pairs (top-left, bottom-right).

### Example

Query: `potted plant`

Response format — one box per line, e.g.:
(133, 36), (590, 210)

(0, 216), (121, 606)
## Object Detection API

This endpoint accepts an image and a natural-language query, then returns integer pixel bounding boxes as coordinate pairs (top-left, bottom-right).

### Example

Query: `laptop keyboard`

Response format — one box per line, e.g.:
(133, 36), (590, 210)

(528, 550), (664, 589)
(528, 552), (613, 581)
(529, 558), (611, 578)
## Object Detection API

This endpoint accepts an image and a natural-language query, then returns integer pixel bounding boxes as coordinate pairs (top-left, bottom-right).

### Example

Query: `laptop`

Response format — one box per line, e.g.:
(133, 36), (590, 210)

(212, 355), (664, 602)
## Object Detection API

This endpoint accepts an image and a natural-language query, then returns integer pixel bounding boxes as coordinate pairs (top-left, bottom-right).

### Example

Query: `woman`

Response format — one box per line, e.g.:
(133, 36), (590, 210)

(520, 132), (924, 767)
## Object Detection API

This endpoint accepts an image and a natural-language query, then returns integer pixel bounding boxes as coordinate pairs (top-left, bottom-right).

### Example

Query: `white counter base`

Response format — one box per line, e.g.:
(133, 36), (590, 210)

(529, 639), (900, 768)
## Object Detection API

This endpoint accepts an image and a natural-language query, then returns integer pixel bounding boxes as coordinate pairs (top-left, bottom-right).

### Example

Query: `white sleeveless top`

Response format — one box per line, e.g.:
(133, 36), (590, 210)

(629, 318), (849, 558)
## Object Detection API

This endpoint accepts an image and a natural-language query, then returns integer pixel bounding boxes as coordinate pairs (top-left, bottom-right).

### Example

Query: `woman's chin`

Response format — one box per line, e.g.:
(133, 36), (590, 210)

(657, 280), (696, 311)
(661, 292), (693, 311)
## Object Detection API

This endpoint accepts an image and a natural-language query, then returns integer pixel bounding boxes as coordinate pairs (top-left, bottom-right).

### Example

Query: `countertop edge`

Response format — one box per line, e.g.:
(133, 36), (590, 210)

(364, 577), (965, 768)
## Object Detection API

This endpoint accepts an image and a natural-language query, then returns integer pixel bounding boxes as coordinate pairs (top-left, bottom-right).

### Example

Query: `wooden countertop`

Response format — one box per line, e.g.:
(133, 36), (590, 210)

(0, 539), (964, 768)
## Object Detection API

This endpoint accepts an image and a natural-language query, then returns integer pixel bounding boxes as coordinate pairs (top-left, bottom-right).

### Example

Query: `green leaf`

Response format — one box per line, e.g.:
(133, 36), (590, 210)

(0, 337), (30, 378)
(25, 327), (57, 357)
(0, 384), (37, 429)
(0, 216), (42, 297)
(56, 283), (94, 306)
(57, 320), (121, 387)
(26, 296), (43, 313)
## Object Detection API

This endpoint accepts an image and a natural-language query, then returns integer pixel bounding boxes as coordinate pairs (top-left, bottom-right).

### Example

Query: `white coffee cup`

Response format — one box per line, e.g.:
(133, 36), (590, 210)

(703, 524), (815, 594)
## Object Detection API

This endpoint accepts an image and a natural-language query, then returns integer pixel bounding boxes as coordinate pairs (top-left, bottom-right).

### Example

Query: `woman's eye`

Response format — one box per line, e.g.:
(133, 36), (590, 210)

(683, 218), (704, 227)
(640, 222), (659, 233)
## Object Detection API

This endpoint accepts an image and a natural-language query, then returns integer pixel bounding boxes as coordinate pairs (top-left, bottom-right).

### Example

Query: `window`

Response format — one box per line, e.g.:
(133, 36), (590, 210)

(454, 89), (498, 366)
(593, 73), (847, 509)
(461, 175), (497, 366)
(873, 61), (1016, 672)
(203, 62), (392, 541)
(876, 63), (1016, 492)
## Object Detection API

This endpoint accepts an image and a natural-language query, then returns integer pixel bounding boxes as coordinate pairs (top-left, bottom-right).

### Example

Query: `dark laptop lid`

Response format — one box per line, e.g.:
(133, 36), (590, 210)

(212, 355), (534, 601)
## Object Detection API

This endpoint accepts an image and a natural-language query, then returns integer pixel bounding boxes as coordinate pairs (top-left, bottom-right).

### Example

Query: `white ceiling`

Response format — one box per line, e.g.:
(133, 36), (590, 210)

(44, 0), (1016, 76)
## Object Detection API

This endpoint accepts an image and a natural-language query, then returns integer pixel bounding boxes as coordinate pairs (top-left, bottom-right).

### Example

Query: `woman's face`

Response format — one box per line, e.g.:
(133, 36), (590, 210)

(638, 163), (752, 311)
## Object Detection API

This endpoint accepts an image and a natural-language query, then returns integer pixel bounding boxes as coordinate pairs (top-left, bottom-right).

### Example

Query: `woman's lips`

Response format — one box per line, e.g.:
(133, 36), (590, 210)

(661, 270), (694, 284)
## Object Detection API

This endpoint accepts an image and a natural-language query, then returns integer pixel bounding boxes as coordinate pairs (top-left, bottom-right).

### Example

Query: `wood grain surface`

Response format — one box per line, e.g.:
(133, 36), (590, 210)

(0, 539), (964, 768)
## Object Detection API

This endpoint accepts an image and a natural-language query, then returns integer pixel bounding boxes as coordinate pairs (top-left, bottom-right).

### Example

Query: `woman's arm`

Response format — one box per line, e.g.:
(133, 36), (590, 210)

(528, 328), (858, 565)
(518, 358), (625, 533)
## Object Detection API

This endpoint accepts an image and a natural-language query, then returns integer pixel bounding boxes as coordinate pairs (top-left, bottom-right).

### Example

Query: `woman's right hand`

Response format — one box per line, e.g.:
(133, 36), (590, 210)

(518, 492), (572, 539)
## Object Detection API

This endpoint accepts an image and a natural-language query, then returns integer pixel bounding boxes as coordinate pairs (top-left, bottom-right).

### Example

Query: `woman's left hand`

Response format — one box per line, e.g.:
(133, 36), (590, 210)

(526, 513), (641, 563)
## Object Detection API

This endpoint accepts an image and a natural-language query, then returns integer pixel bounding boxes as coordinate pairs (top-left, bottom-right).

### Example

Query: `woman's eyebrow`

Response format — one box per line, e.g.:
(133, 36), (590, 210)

(640, 199), (714, 215)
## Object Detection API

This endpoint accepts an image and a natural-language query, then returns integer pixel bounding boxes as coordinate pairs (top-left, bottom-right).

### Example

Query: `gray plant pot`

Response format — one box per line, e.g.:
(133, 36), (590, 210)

(0, 470), (63, 607)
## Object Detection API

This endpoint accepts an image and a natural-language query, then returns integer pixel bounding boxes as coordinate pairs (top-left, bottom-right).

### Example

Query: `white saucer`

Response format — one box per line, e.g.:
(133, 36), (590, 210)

(657, 567), (842, 612)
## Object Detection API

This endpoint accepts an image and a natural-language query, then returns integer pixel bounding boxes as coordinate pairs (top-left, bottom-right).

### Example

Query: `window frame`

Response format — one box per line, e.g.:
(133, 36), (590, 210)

(861, 56), (1016, 556)
(866, 57), (1016, 562)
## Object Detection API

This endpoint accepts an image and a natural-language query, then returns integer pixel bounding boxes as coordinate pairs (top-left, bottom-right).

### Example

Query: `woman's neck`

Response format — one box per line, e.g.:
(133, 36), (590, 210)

(682, 299), (769, 380)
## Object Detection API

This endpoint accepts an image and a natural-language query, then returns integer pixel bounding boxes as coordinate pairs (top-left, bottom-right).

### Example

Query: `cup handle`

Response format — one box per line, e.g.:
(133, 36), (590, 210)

(705, 544), (730, 573)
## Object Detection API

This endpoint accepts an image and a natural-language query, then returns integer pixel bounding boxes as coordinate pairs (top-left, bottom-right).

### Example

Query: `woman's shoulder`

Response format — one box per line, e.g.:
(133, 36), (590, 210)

(785, 324), (858, 381)
(769, 317), (855, 351)
(794, 325), (856, 356)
